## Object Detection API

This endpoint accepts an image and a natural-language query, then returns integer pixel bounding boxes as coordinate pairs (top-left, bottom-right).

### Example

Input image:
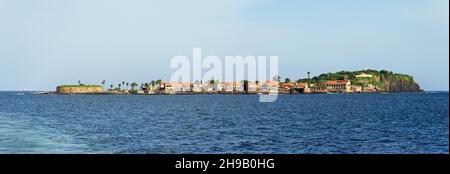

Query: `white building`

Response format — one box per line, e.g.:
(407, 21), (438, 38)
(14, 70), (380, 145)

(356, 73), (373, 78)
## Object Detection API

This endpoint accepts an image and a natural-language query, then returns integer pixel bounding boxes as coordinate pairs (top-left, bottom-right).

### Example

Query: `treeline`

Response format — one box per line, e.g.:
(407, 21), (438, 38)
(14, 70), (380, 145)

(296, 69), (413, 83)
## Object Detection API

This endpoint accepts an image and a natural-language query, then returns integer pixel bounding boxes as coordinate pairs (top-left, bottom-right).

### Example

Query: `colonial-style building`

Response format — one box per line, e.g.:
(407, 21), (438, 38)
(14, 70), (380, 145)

(248, 82), (259, 92)
(310, 80), (351, 93)
(223, 82), (244, 92)
(260, 81), (279, 93)
(162, 82), (192, 94)
(192, 82), (204, 93)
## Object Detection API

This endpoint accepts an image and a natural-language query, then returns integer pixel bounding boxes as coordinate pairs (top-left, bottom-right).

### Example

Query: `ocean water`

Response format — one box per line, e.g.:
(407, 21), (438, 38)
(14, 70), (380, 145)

(0, 92), (448, 154)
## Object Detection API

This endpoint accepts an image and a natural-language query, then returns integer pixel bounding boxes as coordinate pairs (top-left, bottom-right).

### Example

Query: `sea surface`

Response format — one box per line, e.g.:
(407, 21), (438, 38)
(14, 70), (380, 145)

(0, 92), (448, 154)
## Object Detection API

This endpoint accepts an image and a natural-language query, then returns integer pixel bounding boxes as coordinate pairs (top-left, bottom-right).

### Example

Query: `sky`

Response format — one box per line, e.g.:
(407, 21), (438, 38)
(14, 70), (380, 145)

(0, 0), (448, 91)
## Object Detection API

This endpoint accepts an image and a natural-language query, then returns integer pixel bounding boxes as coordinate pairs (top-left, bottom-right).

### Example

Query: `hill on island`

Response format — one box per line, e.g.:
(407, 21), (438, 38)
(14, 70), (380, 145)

(297, 69), (422, 92)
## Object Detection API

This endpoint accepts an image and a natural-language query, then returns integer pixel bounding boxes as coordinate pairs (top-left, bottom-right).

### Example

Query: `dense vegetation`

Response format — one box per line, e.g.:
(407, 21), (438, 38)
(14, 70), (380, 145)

(297, 69), (421, 92)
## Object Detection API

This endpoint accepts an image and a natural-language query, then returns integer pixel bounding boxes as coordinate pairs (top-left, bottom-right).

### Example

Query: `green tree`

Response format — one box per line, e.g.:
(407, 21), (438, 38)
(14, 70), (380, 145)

(130, 82), (138, 91)
(156, 79), (162, 89)
(285, 78), (291, 83)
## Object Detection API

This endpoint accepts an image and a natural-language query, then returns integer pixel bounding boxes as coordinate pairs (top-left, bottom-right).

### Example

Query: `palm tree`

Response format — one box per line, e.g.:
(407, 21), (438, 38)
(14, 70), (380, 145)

(307, 72), (311, 79)
(242, 80), (249, 93)
(78, 80), (81, 85)
(126, 82), (129, 90)
(256, 80), (260, 92)
(151, 80), (155, 87)
(101, 80), (106, 89)
(130, 82), (138, 91)
(110, 84), (113, 90)
(156, 79), (162, 89)
(118, 83), (122, 90)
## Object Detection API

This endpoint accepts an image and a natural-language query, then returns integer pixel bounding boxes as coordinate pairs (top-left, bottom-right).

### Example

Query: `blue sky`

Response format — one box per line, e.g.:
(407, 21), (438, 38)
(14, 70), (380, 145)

(0, 0), (448, 91)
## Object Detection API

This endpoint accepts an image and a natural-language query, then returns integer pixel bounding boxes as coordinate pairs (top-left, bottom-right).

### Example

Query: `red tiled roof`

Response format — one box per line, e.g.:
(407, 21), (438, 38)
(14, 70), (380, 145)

(297, 83), (308, 88)
(325, 80), (348, 85)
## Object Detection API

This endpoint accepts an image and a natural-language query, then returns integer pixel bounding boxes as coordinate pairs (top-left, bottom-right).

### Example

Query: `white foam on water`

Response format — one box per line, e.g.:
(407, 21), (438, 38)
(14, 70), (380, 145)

(0, 112), (94, 154)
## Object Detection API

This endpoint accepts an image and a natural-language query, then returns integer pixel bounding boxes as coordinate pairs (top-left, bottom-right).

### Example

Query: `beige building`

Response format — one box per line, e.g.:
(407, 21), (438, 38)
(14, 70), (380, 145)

(192, 82), (204, 93)
(259, 81), (279, 93)
(310, 80), (351, 93)
(248, 82), (258, 92)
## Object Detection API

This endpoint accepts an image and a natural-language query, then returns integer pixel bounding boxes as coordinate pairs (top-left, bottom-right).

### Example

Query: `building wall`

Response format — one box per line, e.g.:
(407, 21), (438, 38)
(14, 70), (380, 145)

(56, 86), (103, 94)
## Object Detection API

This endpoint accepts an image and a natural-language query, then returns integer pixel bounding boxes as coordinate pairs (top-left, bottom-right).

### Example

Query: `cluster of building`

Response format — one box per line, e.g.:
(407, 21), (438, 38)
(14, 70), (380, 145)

(139, 81), (280, 94)
(137, 78), (378, 95)
(56, 73), (380, 95)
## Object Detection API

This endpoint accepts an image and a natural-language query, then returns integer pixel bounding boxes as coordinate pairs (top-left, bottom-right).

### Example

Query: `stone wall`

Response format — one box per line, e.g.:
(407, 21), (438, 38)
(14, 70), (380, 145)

(56, 86), (104, 94)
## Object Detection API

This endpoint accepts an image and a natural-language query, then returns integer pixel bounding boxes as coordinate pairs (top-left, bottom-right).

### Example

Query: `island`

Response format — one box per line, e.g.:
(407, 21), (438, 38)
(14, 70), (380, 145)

(50, 69), (423, 95)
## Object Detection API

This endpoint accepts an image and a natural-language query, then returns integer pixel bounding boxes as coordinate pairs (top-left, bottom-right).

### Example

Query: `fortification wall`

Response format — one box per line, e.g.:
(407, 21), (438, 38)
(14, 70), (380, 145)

(56, 86), (103, 94)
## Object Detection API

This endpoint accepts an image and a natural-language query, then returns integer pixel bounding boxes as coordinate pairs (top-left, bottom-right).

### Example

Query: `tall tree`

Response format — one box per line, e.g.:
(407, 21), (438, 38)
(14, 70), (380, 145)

(130, 82), (138, 91)
(285, 78), (291, 83)
(156, 79), (162, 89)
